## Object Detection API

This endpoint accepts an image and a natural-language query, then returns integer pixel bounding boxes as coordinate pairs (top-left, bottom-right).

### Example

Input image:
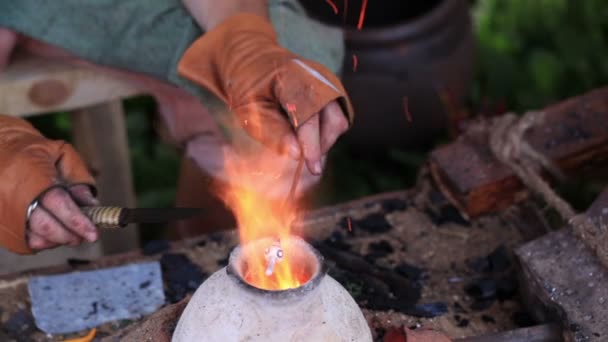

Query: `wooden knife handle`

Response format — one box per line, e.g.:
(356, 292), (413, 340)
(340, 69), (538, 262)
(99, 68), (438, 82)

(81, 206), (125, 229)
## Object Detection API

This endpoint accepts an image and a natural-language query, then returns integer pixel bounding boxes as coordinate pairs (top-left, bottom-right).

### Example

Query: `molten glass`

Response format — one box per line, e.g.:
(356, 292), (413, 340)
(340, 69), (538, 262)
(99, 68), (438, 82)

(218, 150), (306, 290)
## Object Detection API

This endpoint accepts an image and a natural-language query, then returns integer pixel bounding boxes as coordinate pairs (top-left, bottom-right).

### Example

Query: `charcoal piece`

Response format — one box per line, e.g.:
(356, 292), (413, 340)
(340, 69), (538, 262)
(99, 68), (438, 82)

(160, 253), (207, 303)
(66, 258), (91, 267)
(496, 276), (517, 300)
(380, 198), (408, 213)
(465, 278), (497, 300)
(482, 315), (496, 324)
(512, 311), (536, 328)
(411, 302), (448, 317)
(456, 318), (470, 327)
(353, 213), (392, 233)
(368, 240), (394, 255)
(429, 190), (448, 206)
(488, 245), (511, 272)
(143, 240), (171, 256)
(317, 244), (421, 304)
(4, 309), (36, 337)
(470, 298), (495, 311)
(467, 245), (512, 275)
(453, 301), (467, 313)
(466, 256), (491, 274)
(360, 296), (447, 318)
(363, 254), (380, 264)
(337, 217), (354, 234)
(426, 205), (469, 226)
(365, 240), (394, 262)
(439, 205), (470, 226)
(324, 231), (351, 251)
(394, 263), (426, 281)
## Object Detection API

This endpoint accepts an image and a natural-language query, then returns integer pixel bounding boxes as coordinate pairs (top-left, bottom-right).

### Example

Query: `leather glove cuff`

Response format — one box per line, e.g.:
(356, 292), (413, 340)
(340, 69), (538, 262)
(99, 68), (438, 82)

(0, 115), (95, 254)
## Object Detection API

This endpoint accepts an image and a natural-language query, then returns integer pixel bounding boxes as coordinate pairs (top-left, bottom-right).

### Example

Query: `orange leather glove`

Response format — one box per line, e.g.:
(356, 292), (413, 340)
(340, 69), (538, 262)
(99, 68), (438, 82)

(0, 115), (95, 254)
(177, 13), (354, 153)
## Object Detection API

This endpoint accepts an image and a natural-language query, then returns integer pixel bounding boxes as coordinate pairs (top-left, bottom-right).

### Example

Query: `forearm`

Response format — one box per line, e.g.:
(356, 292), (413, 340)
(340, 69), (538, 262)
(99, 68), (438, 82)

(182, 0), (268, 30)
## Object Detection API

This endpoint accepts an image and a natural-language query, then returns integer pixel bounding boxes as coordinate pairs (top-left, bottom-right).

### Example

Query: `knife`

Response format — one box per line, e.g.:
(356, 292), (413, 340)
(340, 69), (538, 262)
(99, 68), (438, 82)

(81, 206), (203, 229)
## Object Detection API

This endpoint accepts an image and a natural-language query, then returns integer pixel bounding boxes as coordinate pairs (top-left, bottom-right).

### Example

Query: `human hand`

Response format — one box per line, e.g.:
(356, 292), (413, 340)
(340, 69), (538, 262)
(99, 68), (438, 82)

(178, 13), (353, 175)
(27, 185), (99, 250)
(0, 115), (97, 254)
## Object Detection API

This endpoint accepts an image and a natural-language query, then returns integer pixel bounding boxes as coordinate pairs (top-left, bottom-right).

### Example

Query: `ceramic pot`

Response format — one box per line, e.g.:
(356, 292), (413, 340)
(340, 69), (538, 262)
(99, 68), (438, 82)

(300, 0), (475, 149)
(172, 236), (372, 342)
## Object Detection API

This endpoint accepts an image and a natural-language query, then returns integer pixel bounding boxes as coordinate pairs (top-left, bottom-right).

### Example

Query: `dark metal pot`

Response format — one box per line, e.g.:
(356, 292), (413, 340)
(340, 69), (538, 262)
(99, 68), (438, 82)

(300, 0), (475, 149)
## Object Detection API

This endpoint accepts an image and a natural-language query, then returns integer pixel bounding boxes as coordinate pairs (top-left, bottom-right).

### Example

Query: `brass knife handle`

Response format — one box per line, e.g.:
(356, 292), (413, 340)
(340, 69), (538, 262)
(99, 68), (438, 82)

(81, 206), (125, 229)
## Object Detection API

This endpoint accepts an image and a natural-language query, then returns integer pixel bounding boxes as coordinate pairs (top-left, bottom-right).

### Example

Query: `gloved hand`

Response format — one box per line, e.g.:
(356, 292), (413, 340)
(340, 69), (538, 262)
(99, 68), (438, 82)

(0, 115), (98, 254)
(178, 13), (354, 175)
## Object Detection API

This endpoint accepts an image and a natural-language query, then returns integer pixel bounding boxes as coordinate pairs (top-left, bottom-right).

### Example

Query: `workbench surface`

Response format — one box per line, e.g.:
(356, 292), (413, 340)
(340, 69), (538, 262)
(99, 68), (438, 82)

(0, 175), (537, 341)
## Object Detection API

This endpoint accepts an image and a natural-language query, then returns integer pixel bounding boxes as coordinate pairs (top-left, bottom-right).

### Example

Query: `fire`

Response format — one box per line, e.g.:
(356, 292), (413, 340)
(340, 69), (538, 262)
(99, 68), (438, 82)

(325, 0), (339, 14)
(357, 0), (368, 30)
(218, 149), (309, 291)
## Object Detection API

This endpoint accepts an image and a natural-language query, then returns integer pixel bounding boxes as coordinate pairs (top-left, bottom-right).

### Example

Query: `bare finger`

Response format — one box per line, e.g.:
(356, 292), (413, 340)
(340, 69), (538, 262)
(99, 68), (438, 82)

(296, 114), (322, 175)
(29, 207), (80, 245)
(320, 101), (349, 154)
(40, 188), (98, 242)
(69, 184), (99, 206)
(27, 231), (59, 250)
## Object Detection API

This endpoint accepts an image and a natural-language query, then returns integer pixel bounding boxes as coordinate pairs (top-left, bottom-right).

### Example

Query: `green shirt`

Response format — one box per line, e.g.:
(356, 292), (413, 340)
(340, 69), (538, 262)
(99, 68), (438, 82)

(0, 0), (344, 119)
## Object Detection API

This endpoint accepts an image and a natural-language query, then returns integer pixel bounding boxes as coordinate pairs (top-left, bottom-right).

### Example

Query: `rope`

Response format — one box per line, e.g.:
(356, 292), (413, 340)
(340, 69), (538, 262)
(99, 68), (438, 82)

(477, 111), (575, 220)
(467, 111), (608, 264)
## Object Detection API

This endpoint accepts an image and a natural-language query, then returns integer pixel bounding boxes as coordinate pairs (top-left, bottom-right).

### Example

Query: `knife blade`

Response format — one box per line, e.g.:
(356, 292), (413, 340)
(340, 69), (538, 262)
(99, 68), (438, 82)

(81, 206), (203, 229)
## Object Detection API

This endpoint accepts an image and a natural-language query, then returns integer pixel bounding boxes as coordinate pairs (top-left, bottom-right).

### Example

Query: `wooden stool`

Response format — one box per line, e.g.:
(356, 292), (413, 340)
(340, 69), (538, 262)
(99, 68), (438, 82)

(0, 56), (141, 273)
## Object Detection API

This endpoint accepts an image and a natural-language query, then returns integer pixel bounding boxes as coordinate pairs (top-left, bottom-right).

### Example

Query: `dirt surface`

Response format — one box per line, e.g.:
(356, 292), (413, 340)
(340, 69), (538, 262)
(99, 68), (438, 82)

(0, 174), (543, 341)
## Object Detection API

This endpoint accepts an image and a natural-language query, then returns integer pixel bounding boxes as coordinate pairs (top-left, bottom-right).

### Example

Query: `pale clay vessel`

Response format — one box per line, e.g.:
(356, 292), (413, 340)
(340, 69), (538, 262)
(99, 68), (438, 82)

(172, 237), (372, 342)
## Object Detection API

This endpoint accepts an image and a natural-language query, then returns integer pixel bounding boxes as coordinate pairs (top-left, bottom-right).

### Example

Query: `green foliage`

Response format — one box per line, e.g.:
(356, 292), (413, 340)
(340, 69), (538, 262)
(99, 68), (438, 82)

(473, 0), (608, 111)
(122, 97), (180, 208)
(471, 0), (608, 208)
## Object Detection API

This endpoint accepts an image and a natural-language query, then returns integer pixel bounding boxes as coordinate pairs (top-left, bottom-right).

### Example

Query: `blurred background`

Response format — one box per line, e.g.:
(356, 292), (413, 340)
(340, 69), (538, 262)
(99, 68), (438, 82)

(26, 0), (608, 241)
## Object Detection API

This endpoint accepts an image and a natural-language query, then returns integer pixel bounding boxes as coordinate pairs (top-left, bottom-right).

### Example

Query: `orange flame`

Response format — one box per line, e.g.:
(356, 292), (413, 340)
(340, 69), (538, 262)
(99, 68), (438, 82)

(325, 0), (339, 14)
(218, 149), (308, 291)
(357, 0), (368, 30)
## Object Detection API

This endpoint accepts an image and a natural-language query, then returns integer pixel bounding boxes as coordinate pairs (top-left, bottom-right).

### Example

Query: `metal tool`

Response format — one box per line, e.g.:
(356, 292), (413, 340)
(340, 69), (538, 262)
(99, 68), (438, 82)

(283, 157), (305, 209)
(264, 240), (284, 276)
(81, 206), (203, 229)
(264, 157), (305, 277)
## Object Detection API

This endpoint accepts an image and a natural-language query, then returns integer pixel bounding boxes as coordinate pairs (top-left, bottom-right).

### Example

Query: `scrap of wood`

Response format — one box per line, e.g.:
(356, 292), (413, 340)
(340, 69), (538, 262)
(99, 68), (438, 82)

(0, 54), (142, 117)
(429, 87), (608, 218)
